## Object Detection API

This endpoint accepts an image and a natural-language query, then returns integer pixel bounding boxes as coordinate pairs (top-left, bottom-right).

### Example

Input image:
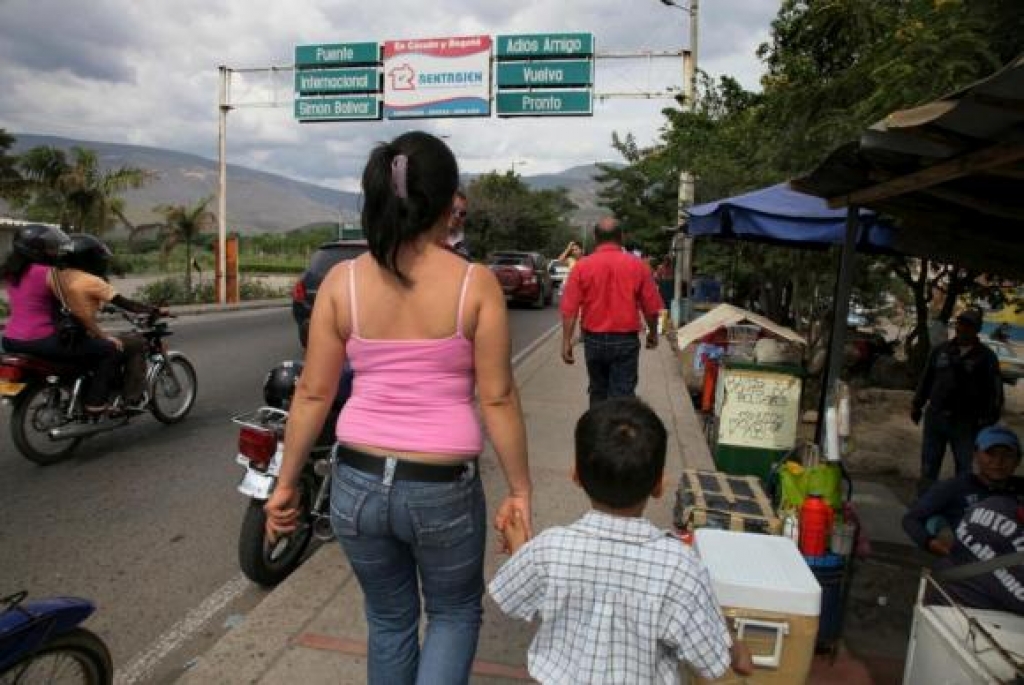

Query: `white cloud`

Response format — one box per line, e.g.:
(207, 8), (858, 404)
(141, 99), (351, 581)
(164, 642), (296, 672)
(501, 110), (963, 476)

(0, 0), (779, 187)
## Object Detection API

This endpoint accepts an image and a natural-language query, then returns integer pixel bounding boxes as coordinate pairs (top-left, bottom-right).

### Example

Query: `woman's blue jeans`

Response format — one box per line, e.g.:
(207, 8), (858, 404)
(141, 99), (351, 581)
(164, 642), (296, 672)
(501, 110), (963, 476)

(330, 457), (486, 685)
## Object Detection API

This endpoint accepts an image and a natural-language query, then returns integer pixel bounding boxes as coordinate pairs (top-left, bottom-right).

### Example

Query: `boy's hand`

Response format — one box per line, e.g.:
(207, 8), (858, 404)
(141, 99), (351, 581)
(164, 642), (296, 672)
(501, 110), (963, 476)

(729, 640), (754, 676)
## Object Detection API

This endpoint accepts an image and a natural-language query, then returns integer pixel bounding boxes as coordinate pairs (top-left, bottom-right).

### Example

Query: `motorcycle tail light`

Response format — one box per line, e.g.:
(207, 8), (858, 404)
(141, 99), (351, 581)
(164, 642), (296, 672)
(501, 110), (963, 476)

(239, 426), (277, 469)
(292, 279), (307, 303)
(0, 365), (22, 382)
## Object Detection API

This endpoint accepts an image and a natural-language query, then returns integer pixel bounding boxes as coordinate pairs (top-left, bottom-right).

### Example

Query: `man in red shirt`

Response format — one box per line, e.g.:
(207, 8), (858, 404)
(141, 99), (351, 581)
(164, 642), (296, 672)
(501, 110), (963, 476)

(560, 217), (664, 405)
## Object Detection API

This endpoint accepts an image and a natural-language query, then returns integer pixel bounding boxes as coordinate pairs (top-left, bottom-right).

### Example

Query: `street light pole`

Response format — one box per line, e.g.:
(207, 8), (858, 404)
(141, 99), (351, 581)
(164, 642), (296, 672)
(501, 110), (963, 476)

(511, 159), (528, 175)
(217, 66), (230, 305)
(661, 0), (699, 326)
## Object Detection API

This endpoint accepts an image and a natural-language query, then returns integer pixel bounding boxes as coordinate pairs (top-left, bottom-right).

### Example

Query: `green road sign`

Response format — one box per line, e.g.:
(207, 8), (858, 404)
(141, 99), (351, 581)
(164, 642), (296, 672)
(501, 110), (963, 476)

(496, 60), (592, 88)
(295, 42), (380, 68)
(496, 90), (592, 117)
(295, 68), (380, 95)
(295, 96), (381, 122)
(495, 33), (594, 59)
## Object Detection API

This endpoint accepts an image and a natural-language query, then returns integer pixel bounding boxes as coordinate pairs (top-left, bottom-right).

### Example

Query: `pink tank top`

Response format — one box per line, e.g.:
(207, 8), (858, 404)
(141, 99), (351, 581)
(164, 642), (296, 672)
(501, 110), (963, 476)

(336, 262), (483, 455)
(4, 264), (57, 341)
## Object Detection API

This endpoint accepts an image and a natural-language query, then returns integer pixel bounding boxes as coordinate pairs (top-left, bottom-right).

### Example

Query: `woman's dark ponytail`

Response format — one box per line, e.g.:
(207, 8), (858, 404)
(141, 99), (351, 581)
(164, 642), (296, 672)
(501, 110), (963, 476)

(361, 131), (459, 285)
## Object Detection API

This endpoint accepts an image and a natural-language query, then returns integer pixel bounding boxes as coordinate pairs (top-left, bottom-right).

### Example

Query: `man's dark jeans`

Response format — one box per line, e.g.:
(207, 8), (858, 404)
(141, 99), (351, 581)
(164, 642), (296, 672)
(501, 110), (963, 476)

(919, 407), (977, 494)
(582, 331), (640, 406)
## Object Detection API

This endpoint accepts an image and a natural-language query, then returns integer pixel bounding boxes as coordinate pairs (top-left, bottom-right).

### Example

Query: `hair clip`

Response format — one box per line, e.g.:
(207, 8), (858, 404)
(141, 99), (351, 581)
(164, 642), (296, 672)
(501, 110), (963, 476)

(391, 154), (409, 199)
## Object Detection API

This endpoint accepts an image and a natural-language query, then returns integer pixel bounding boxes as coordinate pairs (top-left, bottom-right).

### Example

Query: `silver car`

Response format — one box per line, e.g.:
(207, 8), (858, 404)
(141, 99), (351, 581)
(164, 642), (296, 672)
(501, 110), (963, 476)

(982, 336), (1024, 384)
(548, 260), (570, 292)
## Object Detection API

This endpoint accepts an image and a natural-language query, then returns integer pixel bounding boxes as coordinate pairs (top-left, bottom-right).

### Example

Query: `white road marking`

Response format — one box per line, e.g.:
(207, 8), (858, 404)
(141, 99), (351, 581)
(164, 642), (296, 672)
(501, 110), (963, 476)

(512, 323), (560, 367)
(114, 573), (251, 685)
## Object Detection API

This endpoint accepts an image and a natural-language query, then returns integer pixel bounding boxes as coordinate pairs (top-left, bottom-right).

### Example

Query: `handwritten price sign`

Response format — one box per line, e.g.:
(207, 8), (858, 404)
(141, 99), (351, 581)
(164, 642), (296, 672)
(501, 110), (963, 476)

(717, 369), (801, 450)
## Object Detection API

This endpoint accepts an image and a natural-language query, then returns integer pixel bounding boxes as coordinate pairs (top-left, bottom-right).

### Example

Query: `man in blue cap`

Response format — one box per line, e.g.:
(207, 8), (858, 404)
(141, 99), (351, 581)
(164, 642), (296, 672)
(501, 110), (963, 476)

(911, 307), (1003, 495)
(903, 424), (1023, 555)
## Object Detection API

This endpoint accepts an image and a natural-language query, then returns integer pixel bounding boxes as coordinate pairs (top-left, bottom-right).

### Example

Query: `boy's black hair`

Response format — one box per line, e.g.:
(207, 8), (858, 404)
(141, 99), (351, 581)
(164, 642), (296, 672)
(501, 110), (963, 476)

(574, 398), (667, 508)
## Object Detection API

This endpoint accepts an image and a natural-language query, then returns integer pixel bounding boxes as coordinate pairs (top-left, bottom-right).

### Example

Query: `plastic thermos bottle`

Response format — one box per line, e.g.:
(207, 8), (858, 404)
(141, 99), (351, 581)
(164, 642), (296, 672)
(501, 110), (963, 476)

(799, 494), (832, 556)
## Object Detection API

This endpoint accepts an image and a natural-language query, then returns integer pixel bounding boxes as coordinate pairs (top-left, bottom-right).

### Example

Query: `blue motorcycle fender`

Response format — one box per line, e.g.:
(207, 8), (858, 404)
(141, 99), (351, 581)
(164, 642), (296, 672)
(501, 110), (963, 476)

(0, 597), (96, 670)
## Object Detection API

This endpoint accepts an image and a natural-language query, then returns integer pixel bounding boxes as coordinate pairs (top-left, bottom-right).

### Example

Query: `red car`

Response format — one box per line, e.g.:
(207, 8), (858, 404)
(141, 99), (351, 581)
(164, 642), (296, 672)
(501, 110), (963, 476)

(487, 251), (553, 308)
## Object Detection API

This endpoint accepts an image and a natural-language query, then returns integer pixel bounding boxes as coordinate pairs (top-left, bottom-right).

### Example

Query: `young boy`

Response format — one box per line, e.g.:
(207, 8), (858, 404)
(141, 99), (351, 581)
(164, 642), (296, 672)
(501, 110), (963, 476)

(903, 425), (1024, 555)
(489, 398), (752, 684)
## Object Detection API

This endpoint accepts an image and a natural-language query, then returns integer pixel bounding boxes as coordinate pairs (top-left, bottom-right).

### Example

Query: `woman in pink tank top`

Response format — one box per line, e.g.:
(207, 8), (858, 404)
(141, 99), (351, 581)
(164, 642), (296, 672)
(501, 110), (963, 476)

(265, 131), (532, 685)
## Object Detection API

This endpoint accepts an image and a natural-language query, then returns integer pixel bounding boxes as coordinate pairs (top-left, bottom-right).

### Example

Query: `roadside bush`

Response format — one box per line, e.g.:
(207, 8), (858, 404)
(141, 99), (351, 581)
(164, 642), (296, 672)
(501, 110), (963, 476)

(241, 262), (305, 274)
(134, 277), (289, 305)
(135, 277), (196, 305)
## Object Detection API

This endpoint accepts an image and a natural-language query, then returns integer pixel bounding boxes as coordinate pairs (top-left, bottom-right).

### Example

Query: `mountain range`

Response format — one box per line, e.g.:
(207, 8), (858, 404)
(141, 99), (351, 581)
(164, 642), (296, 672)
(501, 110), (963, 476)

(8, 134), (613, 235)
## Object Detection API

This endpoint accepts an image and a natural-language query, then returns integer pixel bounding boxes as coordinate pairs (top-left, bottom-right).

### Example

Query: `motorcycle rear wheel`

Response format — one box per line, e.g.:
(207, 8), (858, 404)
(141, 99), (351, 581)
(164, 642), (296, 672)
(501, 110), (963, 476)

(149, 353), (197, 425)
(0, 626), (113, 685)
(239, 495), (314, 588)
(10, 384), (81, 466)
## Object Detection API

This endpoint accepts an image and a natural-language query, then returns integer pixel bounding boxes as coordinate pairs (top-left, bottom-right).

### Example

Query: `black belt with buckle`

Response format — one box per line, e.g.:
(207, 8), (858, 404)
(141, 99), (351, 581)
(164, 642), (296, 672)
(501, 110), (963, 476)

(336, 444), (476, 483)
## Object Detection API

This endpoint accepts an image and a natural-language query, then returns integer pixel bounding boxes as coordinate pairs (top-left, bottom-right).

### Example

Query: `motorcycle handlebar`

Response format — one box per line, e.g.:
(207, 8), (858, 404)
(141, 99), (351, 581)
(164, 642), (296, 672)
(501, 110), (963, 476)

(118, 308), (175, 330)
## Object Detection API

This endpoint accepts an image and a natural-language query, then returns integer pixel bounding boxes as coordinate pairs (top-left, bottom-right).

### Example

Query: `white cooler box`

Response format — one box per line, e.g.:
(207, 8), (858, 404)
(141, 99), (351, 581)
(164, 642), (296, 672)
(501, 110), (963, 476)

(692, 529), (822, 685)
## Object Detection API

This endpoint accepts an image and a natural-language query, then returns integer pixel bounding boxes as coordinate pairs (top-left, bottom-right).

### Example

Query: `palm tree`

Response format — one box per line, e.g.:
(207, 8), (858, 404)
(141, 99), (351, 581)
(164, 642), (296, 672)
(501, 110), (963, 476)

(155, 196), (215, 294)
(19, 146), (154, 234)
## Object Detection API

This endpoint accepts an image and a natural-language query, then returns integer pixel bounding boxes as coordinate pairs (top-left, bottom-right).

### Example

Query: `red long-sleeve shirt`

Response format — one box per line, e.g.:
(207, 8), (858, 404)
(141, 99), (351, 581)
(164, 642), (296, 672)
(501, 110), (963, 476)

(559, 244), (664, 333)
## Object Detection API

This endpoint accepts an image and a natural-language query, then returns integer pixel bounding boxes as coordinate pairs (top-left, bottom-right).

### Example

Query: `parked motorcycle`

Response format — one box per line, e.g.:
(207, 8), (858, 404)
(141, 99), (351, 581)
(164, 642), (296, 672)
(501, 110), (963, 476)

(0, 310), (198, 465)
(0, 591), (112, 684)
(233, 360), (350, 587)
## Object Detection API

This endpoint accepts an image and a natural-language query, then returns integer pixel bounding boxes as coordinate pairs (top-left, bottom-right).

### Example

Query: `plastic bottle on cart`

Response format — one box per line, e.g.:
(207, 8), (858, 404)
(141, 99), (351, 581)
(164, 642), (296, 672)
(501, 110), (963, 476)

(799, 493), (833, 557)
(782, 509), (800, 545)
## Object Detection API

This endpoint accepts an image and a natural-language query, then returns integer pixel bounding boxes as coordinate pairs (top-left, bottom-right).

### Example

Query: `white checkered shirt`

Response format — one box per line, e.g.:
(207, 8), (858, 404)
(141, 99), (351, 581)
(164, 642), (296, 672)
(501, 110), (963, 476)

(489, 510), (732, 684)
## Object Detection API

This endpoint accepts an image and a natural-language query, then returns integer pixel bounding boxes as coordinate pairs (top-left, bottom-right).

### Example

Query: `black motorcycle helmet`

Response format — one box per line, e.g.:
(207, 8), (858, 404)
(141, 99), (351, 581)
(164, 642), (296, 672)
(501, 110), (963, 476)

(12, 224), (71, 265)
(62, 233), (114, 278)
(263, 360), (304, 410)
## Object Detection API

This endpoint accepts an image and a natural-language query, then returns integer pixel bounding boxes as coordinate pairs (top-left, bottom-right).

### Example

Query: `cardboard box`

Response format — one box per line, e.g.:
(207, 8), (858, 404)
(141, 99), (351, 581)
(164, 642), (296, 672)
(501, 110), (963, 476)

(674, 469), (781, 535)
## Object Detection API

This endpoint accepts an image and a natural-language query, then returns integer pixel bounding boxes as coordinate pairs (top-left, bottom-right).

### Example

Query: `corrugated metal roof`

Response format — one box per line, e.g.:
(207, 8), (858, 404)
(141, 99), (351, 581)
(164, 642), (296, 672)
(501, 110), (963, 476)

(793, 53), (1024, 276)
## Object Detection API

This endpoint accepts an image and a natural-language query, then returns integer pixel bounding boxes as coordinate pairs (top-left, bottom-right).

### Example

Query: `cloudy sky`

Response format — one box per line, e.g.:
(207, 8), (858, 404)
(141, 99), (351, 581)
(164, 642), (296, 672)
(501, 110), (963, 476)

(0, 0), (780, 192)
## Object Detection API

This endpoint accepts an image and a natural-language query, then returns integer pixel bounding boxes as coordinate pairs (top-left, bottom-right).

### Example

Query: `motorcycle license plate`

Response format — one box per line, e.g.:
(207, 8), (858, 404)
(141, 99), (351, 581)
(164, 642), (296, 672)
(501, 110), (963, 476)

(237, 470), (275, 499)
(0, 381), (26, 397)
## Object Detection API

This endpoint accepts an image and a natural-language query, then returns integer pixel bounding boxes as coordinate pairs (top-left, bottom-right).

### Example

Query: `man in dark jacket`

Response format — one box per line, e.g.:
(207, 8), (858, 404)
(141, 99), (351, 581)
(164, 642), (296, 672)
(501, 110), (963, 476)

(902, 425), (1023, 555)
(911, 308), (1003, 494)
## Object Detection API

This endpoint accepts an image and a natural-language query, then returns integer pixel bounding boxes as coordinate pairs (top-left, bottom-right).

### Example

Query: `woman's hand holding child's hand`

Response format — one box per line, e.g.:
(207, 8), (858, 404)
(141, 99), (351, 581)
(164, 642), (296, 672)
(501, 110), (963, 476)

(499, 508), (529, 554)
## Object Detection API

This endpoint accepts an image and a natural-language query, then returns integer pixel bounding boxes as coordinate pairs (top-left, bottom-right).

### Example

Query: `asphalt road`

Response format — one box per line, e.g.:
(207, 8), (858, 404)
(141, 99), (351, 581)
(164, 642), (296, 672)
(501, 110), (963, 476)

(0, 304), (558, 684)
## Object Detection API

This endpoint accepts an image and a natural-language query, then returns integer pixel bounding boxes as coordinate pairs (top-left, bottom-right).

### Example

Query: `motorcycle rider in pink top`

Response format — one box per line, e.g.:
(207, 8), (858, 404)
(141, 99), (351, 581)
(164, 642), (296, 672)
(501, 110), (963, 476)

(1, 225), (69, 352)
(265, 131), (532, 685)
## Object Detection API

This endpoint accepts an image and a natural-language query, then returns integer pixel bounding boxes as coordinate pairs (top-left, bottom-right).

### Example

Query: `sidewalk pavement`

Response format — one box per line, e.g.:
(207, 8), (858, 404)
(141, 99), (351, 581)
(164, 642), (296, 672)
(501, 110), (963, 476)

(177, 330), (903, 685)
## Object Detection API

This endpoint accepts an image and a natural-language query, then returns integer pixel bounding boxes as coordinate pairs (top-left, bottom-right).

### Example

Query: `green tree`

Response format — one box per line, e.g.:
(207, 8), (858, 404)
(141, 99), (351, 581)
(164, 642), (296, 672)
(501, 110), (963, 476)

(465, 171), (577, 257)
(598, 0), (1024, 366)
(154, 196), (215, 294)
(18, 146), (154, 234)
(0, 130), (26, 204)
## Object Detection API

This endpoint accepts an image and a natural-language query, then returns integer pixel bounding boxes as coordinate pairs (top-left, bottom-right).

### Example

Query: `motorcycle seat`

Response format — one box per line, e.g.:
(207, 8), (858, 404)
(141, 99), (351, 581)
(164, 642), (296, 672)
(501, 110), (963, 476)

(0, 353), (81, 376)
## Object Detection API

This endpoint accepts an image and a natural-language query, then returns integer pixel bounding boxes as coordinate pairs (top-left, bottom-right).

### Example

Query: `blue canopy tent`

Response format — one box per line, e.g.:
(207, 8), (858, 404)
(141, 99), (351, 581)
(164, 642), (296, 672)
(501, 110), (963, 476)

(687, 182), (896, 251)
(683, 181), (897, 446)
